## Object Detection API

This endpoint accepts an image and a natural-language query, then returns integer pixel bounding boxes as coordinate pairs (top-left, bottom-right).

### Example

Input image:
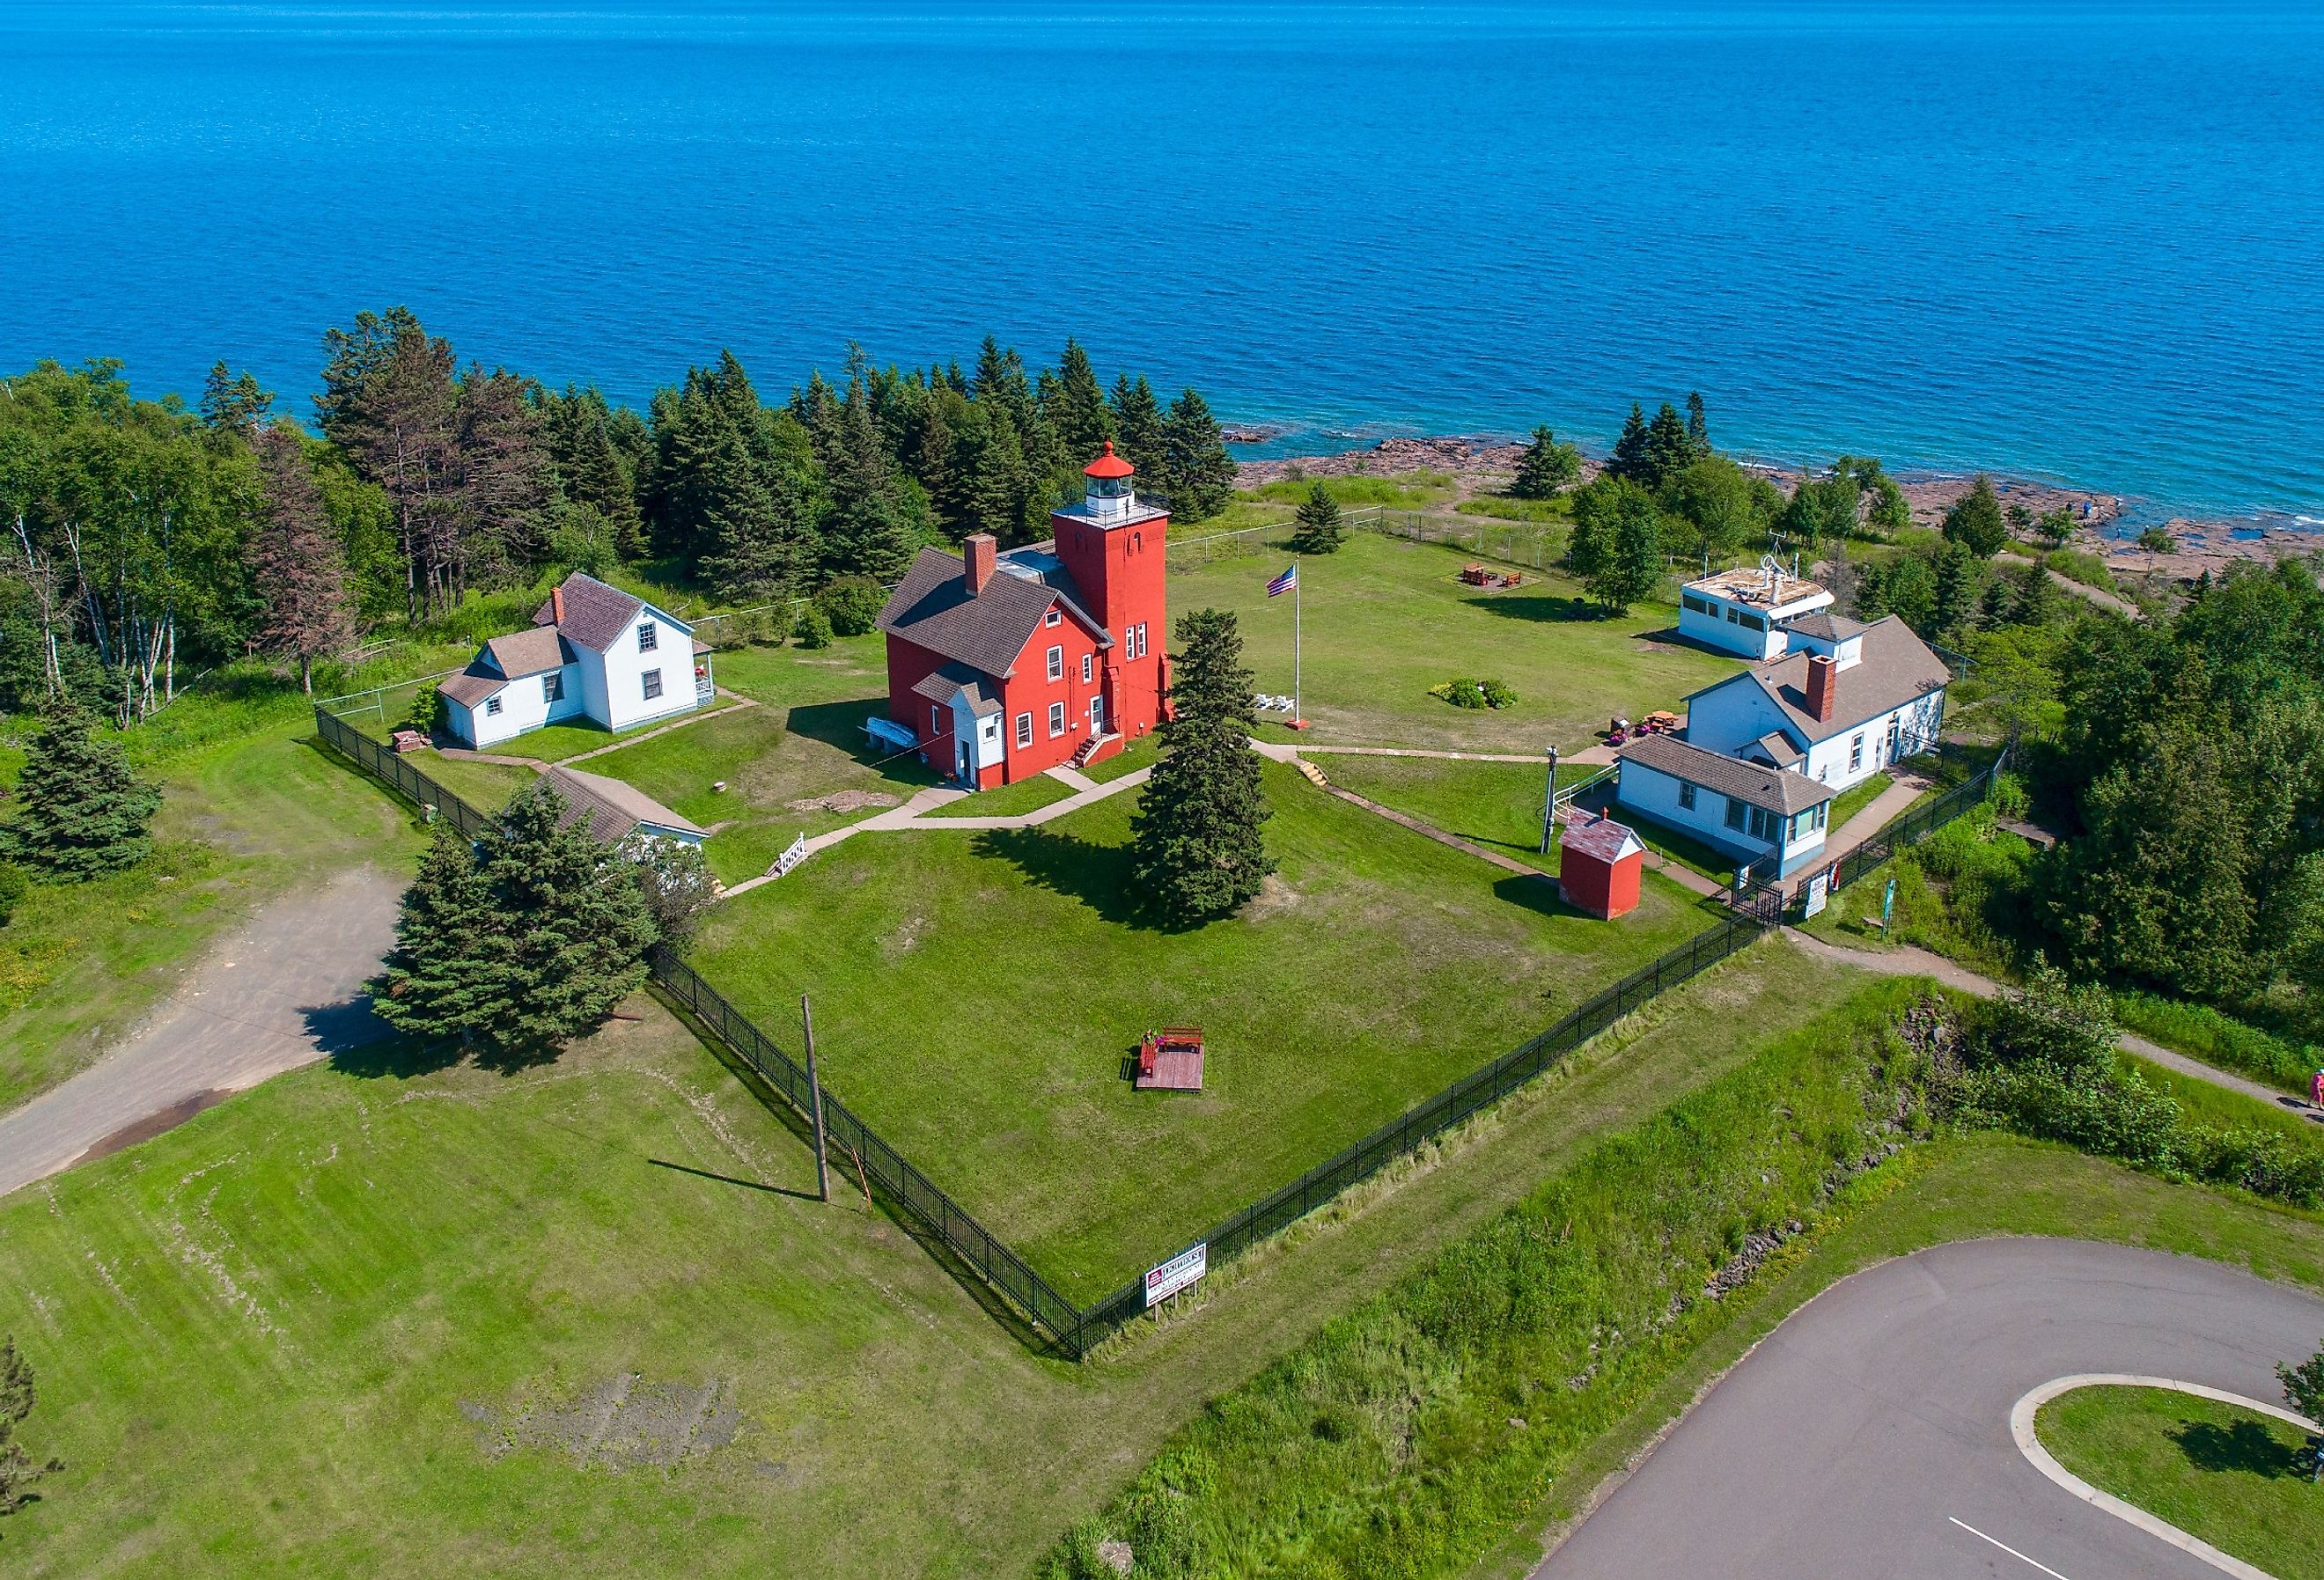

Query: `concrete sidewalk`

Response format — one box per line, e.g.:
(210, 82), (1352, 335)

(0, 866), (403, 1199)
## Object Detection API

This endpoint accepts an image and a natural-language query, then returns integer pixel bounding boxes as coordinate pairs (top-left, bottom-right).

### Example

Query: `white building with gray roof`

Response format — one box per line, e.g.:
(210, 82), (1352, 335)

(438, 572), (713, 748)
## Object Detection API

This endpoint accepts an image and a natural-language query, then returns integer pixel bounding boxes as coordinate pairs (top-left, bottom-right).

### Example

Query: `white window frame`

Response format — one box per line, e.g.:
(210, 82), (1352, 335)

(1047, 644), (1063, 681)
(642, 668), (664, 702)
(1080, 653), (1093, 683)
(1015, 712), (1033, 749)
(1048, 701), (1066, 737)
(542, 672), (560, 704)
(1849, 734), (1864, 772)
(636, 621), (658, 652)
(1043, 608), (1062, 628)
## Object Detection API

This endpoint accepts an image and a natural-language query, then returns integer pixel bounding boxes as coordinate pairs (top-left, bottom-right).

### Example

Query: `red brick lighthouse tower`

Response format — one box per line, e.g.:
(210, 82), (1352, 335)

(1051, 441), (1171, 750)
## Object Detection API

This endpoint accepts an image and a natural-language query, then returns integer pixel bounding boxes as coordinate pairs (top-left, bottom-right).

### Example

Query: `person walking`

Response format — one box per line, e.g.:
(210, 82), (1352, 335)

(2310, 1068), (2324, 1110)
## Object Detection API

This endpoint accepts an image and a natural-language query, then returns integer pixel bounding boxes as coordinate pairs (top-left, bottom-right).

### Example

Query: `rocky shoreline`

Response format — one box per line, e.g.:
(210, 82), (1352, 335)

(1231, 433), (2319, 582)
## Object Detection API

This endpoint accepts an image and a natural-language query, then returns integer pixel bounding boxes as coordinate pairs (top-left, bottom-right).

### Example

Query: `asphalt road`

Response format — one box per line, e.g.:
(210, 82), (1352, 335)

(1538, 1238), (2324, 1579)
(0, 865), (401, 1198)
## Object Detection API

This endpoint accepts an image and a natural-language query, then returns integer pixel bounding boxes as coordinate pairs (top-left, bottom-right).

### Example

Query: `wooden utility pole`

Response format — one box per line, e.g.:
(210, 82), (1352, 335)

(803, 995), (831, 1204)
(1539, 746), (1559, 855)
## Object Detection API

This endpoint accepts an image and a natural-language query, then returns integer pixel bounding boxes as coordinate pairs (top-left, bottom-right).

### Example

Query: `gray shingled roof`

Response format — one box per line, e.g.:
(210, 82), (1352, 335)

(910, 663), (1003, 718)
(484, 625), (569, 680)
(541, 764), (705, 842)
(439, 667), (506, 707)
(533, 571), (646, 653)
(1618, 733), (1835, 815)
(1784, 610), (1868, 642)
(875, 546), (1111, 678)
(1689, 615), (1948, 743)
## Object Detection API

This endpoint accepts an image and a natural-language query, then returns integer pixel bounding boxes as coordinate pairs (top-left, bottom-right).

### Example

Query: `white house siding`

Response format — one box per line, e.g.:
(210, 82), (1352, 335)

(950, 697), (1004, 782)
(1614, 760), (1830, 878)
(1688, 680), (1946, 797)
(448, 664), (589, 748)
(1684, 676), (1794, 757)
(595, 609), (702, 732)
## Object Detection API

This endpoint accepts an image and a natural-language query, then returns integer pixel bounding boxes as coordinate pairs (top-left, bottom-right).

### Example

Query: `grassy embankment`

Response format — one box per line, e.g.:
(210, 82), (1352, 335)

(2036, 1385), (2323, 1580)
(688, 759), (1714, 1300)
(1167, 531), (1737, 753)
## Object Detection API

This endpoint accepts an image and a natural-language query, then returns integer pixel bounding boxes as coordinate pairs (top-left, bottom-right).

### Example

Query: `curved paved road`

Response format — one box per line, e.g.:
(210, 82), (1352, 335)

(1539, 1238), (2324, 1579)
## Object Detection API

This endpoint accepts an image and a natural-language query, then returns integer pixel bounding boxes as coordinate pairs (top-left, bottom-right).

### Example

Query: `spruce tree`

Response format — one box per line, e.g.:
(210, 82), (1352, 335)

(965, 406), (1029, 543)
(1685, 391), (1710, 458)
(1291, 483), (1344, 554)
(1606, 403), (1652, 484)
(371, 819), (497, 1045)
(1129, 608), (1273, 925)
(1109, 374), (1166, 481)
(252, 426), (355, 693)
(0, 704), (162, 879)
(1511, 425), (1582, 499)
(1160, 390), (1235, 521)
(818, 370), (919, 583)
(1048, 339), (1115, 459)
(198, 360), (273, 438)
(1942, 474), (2009, 558)
(1644, 402), (1695, 489)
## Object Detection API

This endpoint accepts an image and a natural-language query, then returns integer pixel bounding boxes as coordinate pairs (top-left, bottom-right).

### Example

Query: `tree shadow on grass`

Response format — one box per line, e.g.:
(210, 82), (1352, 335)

(972, 826), (1198, 933)
(2173, 1418), (2302, 1478)
(1465, 592), (1600, 624)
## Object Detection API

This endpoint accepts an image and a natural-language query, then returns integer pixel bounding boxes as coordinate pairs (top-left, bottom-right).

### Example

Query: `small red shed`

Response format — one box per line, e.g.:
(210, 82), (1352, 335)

(1557, 812), (1646, 919)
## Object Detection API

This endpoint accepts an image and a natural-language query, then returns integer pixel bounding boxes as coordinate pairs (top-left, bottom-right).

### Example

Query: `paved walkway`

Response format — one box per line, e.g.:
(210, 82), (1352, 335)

(1788, 928), (2313, 1117)
(1536, 1239), (2324, 1579)
(0, 866), (403, 1199)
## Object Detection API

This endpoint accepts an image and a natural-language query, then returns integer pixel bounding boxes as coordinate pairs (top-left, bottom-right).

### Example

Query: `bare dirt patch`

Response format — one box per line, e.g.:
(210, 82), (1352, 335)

(787, 789), (901, 814)
(462, 1373), (742, 1469)
(1238, 874), (1303, 922)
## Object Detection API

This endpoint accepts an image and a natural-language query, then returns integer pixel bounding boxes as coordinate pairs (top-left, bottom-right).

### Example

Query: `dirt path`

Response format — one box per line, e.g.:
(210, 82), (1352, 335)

(0, 866), (404, 1198)
(1786, 929), (2314, 1117)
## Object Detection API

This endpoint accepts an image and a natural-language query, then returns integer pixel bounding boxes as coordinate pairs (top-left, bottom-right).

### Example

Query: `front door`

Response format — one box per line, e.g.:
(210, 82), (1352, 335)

(1089, 694), (1106, 736)
(956, 734), (972, 785)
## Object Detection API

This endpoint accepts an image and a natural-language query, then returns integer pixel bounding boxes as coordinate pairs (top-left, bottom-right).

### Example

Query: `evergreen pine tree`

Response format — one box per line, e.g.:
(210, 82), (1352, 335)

(1048, 339), (1115, 459)
(1109, 374), (1166, 481)
(1643, 402), (1695, 489)
(1685, 391), (1710, 458)
(1291, 483), (1344, 554)
(818, 367), (919, 583)
(1160, 389), (1235, 521)
(1943, 474), (2010, 558)
(1931, 541), (1986, 637)
(697, 423), (802, 600)
(198, 361), (274, 438)
(965, 406), (1029, 543)
(1606, 403), (1652, 484)
(0, 703), (162, 879)
(252, 427), (356, 693)
(540, 386), (644, 556)
(910, 389), (964, 536)
(1511, 425), (1581, 499)
(1129, 608), (1273, 924)
(371, 819), (497, 1045)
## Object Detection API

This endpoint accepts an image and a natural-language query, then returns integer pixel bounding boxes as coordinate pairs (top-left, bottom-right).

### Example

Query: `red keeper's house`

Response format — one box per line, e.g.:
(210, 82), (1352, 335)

(1557, 812), (1646, 920)
(874, 443), (1169, 788)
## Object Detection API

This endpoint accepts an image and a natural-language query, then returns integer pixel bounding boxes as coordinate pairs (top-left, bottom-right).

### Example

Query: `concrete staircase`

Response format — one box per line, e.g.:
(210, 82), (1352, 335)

(1070, 731), (1119, 770)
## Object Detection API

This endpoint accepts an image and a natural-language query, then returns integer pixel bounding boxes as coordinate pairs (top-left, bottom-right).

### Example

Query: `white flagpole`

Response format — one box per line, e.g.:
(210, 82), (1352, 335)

(1293, 569), (1303, 727)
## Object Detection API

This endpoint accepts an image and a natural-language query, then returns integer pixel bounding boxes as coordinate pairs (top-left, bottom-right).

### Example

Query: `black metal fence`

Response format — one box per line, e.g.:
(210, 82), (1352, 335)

(1822, 747), (2011, 898)
(316, 703), (1793, 1358)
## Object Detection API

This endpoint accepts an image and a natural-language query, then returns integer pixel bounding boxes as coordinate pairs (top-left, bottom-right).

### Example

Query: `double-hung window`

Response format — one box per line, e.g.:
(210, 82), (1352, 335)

(1724, 797), (1747, 831)
(1048, 701), (1066, 737)
(1047, 645), (1064, 681)
(1678, 782), (1697, 812)
(1849, 734), (1864, 772)
(1081, 653), (1093, 683)
(636, 621), (658, 652)
(1015, 712), (1033, 749)
(543, 672), (561, 704)
(642, 668), (663, 702)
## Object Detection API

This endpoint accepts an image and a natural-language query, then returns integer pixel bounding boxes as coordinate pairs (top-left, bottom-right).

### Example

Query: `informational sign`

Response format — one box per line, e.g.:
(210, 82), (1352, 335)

(1803, 871), (1830, 919)
(1144, 1243), (1207, 1308)
(772, 832), (809, 879)
(1881, 875), (1898, 934)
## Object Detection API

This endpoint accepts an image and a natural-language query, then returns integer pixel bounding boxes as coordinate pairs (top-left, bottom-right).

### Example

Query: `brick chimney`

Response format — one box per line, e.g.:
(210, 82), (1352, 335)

(1806, 652), (1838, 723)
(550, 584), (565, 625)
(964, 533), (997, 595)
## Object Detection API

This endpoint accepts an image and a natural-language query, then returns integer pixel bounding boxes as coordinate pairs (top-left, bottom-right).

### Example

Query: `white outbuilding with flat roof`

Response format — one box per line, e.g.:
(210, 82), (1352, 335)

(1678, 559), (1835, 661)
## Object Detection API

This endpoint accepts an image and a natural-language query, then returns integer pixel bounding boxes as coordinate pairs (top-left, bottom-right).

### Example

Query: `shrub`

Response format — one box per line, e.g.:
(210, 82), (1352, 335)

(2114, 993), (2317, 1094)
(405, 682), (443, 736)
(794, 605), (834, 650)
(0, 861), (24, 925)
(1428, 678), (1515, 710)
(815, 576), (887, 637)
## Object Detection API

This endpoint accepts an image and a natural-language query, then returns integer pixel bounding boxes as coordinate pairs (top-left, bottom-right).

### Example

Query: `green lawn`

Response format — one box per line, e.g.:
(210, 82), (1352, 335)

(0, 933), (1861, 1580)
(1, 691), (427, 1112)
(2036, 1385), (2323, 1580)
(916, 769), (1077, 819)
(1318, 753), (1558, 873)
(1828, 769), (1896, 833)
(1084, 731), (1161, 783)
(687, 760), (1713, 1299)
(1168, 531), (1739, 753)
(417, 753), (539, 812)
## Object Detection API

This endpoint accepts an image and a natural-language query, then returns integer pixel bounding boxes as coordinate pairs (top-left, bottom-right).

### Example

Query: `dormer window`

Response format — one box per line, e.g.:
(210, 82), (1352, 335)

(636, 621), (658, 652)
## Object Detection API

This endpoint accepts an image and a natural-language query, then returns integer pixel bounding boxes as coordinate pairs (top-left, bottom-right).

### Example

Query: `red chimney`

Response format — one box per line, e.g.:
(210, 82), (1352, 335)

(1806, 652), (1838, 723)
(964, 533), (997, 595)
(550, 584), (566, 625)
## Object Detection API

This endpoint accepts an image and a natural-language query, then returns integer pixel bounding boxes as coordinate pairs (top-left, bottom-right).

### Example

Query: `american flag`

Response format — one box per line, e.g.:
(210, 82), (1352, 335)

(1266, 563), (1298, 598)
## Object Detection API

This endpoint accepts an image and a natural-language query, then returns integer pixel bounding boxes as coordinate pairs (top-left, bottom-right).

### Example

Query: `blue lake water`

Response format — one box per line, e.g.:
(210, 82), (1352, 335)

(4, 2), (2320, 521)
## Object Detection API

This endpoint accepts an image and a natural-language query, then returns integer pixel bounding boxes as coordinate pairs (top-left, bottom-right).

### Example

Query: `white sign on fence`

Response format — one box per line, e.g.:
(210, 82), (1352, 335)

(1144, 1243), (1208, 1308)
(1803, 871), (1830, 919)
(772, 832), (809, 879)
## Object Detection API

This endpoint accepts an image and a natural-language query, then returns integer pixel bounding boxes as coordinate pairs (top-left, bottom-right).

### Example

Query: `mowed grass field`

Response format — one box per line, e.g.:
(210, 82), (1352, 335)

(685, 760), (1713, 1300)
(1166, 531), (1740, 753)
(0, 939), (1874, 1580)
(2035, 1385), (2324, 1580)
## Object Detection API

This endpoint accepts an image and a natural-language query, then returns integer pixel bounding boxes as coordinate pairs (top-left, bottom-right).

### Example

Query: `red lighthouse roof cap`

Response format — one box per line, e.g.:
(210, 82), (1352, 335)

(1084, 440), (1135, 479)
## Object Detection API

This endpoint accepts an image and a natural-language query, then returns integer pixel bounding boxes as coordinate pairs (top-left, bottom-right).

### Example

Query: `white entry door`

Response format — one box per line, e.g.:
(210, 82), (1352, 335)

(1089, 695), (1106, 735)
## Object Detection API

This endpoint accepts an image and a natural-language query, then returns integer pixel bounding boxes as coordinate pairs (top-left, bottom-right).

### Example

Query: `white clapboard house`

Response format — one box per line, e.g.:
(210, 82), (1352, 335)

(439, 572), (713, 749)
